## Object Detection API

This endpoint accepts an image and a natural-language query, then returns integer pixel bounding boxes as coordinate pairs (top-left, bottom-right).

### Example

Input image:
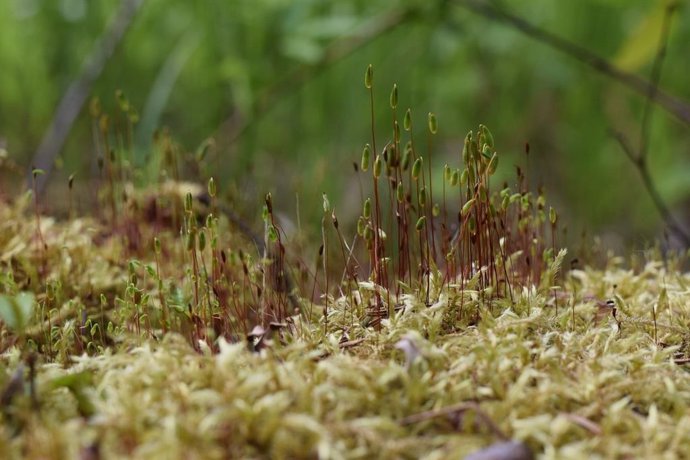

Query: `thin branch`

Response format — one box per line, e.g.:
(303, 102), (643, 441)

(338, 338), (365, 349)
(608, 4), (689, 246)
(29, 0), (145, 195)
(609, 130), (639, 166)
(400, 401), (508, 440)
(454, 0), (690, 128)
(639, 2), (677, 161)
(611, 134), (690, 247)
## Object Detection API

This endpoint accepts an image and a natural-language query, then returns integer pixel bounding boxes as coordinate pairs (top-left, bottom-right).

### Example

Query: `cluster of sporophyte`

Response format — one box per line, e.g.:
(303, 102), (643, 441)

(0, 74), (570, 357)
(315, 65), (563, 335)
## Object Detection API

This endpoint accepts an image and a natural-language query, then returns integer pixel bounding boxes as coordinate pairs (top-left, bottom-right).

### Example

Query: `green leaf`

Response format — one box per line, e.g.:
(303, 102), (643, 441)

(613, 5), (667, 72)
(0, 292), (35, 332)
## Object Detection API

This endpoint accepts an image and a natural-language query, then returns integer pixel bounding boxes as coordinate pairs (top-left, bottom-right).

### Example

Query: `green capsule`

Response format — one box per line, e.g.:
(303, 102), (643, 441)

(482, 144), (492, 160)
(549, 207), (558, 225)
(266, 192), (273, 213)
(479, 124), (494, 149)
(396, 182), (404, 203)
(501, 195), (510, 211)
(428, 112), (438, 134)
(208, 177), (216, 197)
(198, 231), (207, 252)
(363, 198), (372, 219)
(154, 237), (161, 254)
(451, 169), (459, 186)
(460, 169), (469, 186)
(401, 142), (412, 170)
(418, 187), (427, 207)
(412, 157), (423, 180)
(186, 230), (195, 251)
(386, 143), (398, 167)
(462, 132), (472, 165)
(361, 144), (371, 171)
(322, 193), (330, 213)
(470, 137), (480, 161)
(461, 198), (476, 216)
(415, 216), (427, 231)
(403, 108), (412, 131)
(444, 164), (451, 182)
(373, 155), (382, 178)
(432, 203), (440, 217)
(365, 64), (373, 89)
(145, 264), (157, 278)
(390, 84), (398, 109)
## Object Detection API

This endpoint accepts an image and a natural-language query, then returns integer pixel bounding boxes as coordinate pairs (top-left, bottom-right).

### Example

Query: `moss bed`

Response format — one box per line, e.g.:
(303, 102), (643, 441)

(2, 187), (690, 460)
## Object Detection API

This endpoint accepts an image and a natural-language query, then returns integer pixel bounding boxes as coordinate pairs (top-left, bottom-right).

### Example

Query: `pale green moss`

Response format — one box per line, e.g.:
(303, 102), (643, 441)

(2, 190), (690, 459)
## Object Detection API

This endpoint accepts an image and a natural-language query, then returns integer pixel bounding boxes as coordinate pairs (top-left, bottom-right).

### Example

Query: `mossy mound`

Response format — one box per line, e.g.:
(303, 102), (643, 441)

(2, 185), (690, 458)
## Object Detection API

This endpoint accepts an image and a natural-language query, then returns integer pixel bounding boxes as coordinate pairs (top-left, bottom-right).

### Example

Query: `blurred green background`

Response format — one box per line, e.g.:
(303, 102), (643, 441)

(1, 0), (689, 250)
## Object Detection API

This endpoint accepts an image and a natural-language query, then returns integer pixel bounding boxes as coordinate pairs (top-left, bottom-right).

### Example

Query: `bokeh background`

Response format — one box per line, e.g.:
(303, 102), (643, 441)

(1, 0), (689, 251)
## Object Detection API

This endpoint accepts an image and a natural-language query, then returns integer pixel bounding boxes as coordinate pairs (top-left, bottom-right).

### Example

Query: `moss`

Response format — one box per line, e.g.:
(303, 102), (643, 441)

(2, 201), (690, 458)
